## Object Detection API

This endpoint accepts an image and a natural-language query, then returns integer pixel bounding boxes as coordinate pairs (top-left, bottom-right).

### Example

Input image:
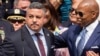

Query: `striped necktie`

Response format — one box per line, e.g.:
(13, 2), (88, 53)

(77, 29), (87, 56)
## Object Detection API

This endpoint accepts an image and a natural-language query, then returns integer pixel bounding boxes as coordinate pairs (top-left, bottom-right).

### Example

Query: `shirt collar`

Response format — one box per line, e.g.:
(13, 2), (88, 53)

(25, 25), (44, 36)
(85, 19), (99, 32)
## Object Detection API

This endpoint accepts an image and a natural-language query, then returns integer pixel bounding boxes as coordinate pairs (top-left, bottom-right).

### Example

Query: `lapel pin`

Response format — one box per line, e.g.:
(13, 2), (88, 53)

(47, 34), (49, 36)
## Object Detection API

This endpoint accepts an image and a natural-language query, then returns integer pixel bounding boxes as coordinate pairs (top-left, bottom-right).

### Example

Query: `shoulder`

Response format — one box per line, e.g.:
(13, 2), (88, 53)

(0, 19), (10, 25)
(43, 28), (55, 38)
(6, 29), (21, 41)
(60, 24), (82, 37)
(43, 28), (53, 34)
(68, 24), (81, 32)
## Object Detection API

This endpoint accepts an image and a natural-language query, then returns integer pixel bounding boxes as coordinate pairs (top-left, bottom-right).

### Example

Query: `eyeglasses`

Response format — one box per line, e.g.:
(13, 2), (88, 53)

(70, 8), (76, 13)
(8, 20), (24, 24)
(70, 8), (84, 17)
(75, 11), (83, 17)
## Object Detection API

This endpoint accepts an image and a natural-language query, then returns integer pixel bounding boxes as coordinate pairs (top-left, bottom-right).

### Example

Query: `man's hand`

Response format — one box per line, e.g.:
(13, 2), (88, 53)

(86, 51), (99, 56)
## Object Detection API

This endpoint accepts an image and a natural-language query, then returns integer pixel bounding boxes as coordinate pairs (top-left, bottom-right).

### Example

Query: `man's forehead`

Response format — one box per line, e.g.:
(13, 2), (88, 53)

(26, 9), (45, 16)
(27, 9), (44, 12)
(72, 0), (83, 4)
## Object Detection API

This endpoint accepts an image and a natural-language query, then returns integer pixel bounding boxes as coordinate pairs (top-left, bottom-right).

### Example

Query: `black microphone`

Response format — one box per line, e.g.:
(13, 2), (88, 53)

(21, 30), (24, 56)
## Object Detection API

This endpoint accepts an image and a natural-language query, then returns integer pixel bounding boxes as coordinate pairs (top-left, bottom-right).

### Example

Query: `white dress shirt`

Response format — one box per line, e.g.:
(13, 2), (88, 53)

(76, 19), (99, 49)
(26, 25), (48, 56)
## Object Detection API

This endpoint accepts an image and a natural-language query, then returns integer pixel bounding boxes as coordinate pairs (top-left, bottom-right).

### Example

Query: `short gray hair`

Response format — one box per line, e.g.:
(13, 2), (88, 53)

(14, 0), (18, 7)
(28, 2), (47, 13)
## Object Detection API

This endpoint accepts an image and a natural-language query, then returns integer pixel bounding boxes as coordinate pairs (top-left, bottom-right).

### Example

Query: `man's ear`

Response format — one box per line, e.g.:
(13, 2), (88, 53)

(91, 11), (98, 18)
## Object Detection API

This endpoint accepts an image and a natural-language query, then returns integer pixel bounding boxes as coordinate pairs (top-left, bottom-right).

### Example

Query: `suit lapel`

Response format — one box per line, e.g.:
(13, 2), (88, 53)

(83, 23), (100, 52)
(73, 25), (82, 46)
(43, 28), (51, 56)
(71, 25), (82, 56)
(21, 26), (39, 56)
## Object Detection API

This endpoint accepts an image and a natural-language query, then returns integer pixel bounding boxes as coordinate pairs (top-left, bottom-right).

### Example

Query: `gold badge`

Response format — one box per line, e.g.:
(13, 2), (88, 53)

(14, 9), (20, 14)
(6, 0), (8, 3)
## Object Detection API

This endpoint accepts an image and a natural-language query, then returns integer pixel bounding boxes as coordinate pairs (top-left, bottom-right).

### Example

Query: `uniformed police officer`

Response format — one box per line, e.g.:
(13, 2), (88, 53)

(6, 9), (26, 31)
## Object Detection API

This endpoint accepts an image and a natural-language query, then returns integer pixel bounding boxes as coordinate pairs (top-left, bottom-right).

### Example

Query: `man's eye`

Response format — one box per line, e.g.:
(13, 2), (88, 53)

(29, 15), (34, 18)
(36, 16), (41, 19)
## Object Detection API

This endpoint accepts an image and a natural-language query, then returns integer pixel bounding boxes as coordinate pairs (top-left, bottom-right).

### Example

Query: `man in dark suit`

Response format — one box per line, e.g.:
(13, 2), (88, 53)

(14, 0), (31, 11)
(3, 2), (55, 56)
(55, 0), (100, 56)
(0, 13), (14, 56)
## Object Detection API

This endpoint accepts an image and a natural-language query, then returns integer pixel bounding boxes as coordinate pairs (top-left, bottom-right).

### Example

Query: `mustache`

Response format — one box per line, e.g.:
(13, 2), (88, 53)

(30, 22), (39, 26)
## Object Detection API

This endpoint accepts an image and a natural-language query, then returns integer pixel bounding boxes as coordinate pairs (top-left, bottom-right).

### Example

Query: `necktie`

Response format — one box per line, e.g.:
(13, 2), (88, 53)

(77, 29), (87, 56)
(35, 33), (46, 56)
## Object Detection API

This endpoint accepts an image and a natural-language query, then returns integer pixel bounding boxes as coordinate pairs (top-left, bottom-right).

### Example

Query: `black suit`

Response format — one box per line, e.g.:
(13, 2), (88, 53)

(0, 19), (14, 56)
(0, 19), (14, 36)
(3, 26), (55, 56)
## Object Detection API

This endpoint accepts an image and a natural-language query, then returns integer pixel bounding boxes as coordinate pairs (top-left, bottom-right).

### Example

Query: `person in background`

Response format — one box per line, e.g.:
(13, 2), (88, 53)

(62, 0), (83, 27)
(43, 3), (61, 32)
(69, 0), (83, 24)
(50, 0), (71, 29)
(0, 17), (14, 44)
(1, 0), (14, 18)
(6, 9), (26, 31)
(49, 0), (63, 10)
(43, 1), (69, 56)
(49, 0), (72, 27)
(59, 0), (72, 21)
(0, 2), (14, 55)
(14, 0), (31, 11)
(3, 2), (55, 56)
(2, 0), (14, 11)
(49, 0), (63, 23)
(55, 0), (100, 56)
(0, 0), (14, 44)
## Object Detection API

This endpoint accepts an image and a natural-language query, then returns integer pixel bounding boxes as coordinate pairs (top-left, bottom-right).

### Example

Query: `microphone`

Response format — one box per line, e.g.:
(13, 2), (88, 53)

(21, 30), (24, 56)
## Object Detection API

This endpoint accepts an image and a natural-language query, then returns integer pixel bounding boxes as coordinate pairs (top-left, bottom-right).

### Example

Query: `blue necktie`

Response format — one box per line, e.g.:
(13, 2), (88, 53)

(77, 29), (87, 56)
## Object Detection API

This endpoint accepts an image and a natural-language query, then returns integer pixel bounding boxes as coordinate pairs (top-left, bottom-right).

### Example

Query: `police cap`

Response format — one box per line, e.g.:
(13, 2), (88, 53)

(6, 9), (26, 20)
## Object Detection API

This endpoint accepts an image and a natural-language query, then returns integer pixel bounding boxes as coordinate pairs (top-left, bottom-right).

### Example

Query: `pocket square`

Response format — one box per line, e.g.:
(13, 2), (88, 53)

(91, 46), (99, 49)
(90, 46), (100, 53)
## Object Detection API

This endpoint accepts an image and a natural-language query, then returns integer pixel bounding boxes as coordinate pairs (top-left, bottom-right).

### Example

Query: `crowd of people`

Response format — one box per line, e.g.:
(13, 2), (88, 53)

(0, 0), (100, 56)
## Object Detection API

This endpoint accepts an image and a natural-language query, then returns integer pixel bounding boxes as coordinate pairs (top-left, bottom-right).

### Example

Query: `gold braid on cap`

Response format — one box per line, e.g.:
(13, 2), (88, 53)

(7, 16), (25, 20)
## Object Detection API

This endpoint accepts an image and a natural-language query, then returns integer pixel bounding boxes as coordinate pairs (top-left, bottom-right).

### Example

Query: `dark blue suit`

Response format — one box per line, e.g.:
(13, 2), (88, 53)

(0, 19), (14, 36)
(55, 22), (100, 56)
(0, 19), (14, 56)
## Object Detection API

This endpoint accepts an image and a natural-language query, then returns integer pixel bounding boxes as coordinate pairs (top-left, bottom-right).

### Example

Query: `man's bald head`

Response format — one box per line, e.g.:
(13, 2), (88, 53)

(72, 0), (83, 4)
(78, 0), (99, 13)
(72, 0), (83, 8)
(95, 0), (100, 20)
(76, 0), (99, 27)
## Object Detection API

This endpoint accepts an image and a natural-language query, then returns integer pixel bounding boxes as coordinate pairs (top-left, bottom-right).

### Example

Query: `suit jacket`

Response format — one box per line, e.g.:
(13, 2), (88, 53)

(3, 26), (55, 56)
(0, 19), (14, 36)
(55, 22), (100, 56)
